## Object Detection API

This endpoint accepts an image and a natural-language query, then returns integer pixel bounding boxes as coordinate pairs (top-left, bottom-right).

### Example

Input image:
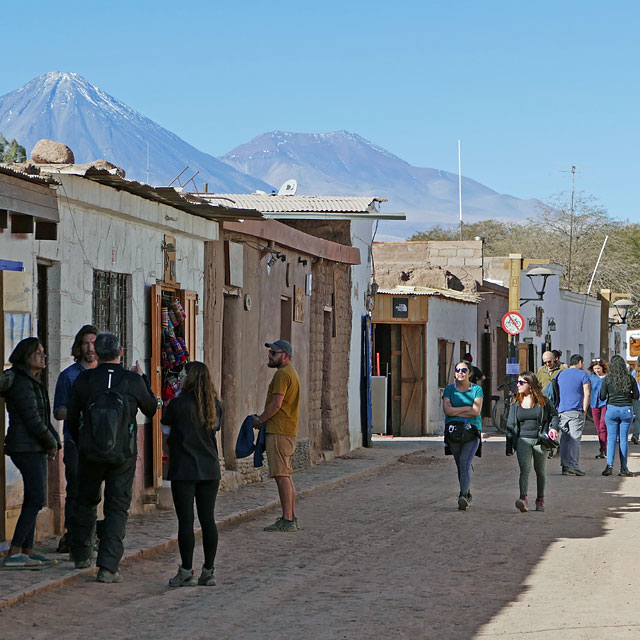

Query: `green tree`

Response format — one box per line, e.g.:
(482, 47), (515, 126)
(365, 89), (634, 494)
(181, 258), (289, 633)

(0, 133), (27, 162)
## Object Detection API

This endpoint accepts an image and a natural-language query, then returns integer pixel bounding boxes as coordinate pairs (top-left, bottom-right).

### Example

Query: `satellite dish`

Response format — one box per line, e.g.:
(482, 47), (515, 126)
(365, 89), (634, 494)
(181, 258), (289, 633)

(278, 179), (298, 196)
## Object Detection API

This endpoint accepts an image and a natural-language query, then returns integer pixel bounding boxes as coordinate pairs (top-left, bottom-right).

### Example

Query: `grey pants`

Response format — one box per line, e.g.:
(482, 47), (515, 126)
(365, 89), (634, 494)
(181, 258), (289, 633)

(559, 410), (585, 471)
(516, 437), (547, 498)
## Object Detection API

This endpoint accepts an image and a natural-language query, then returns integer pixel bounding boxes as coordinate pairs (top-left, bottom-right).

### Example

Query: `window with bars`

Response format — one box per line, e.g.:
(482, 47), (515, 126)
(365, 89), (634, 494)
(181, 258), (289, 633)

(92, 270), (131, 367)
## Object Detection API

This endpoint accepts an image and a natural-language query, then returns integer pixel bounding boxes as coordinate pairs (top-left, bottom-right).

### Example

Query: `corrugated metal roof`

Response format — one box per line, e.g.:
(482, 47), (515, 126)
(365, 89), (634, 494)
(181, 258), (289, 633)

(376, 285), (482, 304)
(76, 168), (264, 222)
(0, 164), (57, 186)
(195, 193), (385, 213)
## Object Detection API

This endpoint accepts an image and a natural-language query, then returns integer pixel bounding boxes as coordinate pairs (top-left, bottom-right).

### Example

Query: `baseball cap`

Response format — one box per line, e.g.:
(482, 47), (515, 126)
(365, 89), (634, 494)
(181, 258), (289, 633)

(463, 353), (473, 363)
(265, 339), (292, 355)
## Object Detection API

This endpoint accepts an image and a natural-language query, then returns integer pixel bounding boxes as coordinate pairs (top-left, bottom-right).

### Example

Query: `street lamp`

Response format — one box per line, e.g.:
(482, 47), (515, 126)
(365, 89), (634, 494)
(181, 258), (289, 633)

(609, 298), (633, 326)
(520, 267), (555, 306)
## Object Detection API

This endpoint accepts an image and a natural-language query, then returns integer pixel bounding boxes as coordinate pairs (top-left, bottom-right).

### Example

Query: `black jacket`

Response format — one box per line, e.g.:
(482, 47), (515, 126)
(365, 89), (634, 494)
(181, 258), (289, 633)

(66, 363), (158, 444)
(506, 400), (559, 455)
(0, 364), (61, 455)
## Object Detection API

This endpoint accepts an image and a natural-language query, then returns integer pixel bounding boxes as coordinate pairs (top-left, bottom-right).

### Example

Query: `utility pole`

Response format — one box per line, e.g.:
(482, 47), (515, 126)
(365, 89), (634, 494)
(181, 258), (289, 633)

(567, 165), (576, 288)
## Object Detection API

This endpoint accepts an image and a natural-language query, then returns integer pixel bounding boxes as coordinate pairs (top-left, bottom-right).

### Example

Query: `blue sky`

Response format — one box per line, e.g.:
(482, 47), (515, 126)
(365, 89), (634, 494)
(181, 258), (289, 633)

(3, 1), (639, 220)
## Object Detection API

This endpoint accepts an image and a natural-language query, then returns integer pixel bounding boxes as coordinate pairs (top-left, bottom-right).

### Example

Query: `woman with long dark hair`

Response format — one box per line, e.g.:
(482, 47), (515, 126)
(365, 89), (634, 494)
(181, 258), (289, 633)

(588, 358), (609, 458)
(442, 361), (483, 511)
(0, 338), (61, 567)
(506, 372), (558, 512)
(161, 361), (222, 586)
(600, 354), (638, 477)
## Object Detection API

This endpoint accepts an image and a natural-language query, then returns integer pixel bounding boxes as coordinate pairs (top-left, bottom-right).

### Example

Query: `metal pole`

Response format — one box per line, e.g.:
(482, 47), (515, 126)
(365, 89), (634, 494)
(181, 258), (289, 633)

(580, 235), (608, 331)
(458, 139), (463, 240)
(567, 165), (576, 287)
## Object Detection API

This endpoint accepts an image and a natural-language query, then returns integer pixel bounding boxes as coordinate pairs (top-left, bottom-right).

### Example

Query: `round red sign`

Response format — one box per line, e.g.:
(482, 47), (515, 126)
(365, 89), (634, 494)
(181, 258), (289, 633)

(501, 311), (525, 335)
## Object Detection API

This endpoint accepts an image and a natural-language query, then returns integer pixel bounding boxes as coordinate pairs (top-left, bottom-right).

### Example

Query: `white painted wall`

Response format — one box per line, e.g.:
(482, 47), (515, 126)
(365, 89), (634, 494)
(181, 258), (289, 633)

(1, 174), (219, 414)
(348, 218), (374, 449)
(518, 265), (601, 367)
(426, 297), (478, 435)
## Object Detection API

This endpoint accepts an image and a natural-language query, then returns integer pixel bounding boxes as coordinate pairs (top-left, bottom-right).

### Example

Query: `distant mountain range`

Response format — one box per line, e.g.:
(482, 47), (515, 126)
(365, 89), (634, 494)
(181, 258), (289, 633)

(0, 72), (544, 239)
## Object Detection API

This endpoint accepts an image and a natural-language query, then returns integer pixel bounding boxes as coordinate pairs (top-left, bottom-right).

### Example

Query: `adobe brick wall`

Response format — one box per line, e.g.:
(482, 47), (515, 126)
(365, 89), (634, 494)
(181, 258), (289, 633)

(307, 260), (352, 463)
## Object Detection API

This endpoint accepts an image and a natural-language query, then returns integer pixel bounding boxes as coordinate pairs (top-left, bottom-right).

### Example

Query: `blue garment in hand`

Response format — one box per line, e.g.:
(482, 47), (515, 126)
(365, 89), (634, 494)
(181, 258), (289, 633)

(235, 415), (266, 468)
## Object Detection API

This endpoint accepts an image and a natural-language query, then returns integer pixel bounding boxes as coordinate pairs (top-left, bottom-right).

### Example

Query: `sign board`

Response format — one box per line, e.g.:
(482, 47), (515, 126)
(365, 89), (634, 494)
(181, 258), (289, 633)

(501, 311), (524, 335)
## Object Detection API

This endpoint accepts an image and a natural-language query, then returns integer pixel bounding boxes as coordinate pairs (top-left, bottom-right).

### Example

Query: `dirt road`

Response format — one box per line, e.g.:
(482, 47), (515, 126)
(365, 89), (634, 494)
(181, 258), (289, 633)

(2, 437), (640, 639)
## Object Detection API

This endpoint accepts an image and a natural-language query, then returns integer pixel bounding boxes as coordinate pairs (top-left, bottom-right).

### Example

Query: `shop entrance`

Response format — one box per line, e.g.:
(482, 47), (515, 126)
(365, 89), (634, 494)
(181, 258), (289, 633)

(150, 283), (197, 488)
(372, 323), (425, 436)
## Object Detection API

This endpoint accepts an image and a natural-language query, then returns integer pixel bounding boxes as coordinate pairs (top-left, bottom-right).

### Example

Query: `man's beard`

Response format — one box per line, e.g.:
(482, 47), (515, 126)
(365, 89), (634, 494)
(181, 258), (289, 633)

(268, 361), (278, 368)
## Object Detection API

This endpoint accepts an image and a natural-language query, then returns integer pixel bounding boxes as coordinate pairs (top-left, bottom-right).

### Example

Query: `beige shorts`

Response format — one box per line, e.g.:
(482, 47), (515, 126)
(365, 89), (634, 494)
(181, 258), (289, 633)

(265, 433), (296, 477)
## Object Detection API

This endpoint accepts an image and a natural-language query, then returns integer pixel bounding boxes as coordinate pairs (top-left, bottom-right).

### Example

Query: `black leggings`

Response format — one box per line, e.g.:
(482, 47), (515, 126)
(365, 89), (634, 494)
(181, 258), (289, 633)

(171, 479), (220, 570)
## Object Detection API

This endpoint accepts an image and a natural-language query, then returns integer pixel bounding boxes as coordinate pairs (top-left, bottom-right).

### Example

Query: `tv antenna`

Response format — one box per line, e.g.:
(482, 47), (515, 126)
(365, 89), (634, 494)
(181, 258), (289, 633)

(168, 166), (200, 192)
(278, 178), (298, 196)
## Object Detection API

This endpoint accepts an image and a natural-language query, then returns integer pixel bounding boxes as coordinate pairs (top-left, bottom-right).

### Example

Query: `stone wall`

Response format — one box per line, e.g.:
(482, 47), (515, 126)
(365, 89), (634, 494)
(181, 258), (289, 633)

(373, 241), (483, 292)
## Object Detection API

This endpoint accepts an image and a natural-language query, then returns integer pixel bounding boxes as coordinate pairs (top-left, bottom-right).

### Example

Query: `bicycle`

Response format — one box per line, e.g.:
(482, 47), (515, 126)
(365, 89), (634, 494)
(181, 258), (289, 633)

(491, 381), (515, 433)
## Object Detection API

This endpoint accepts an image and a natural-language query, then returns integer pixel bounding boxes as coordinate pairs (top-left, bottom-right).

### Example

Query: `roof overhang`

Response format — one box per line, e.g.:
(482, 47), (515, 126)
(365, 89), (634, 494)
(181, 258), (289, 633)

(259, 211), (406, 221)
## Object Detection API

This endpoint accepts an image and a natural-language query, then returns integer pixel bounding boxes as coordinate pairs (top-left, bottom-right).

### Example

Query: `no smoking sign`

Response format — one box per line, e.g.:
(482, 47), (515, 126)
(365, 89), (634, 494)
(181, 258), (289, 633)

(501, 311), (524, 335)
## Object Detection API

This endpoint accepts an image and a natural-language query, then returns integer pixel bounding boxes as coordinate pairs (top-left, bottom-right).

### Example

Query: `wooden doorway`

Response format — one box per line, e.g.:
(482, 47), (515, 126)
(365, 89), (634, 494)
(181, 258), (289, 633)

(400, 325), (424, 436)
(373, 323), (424, 437)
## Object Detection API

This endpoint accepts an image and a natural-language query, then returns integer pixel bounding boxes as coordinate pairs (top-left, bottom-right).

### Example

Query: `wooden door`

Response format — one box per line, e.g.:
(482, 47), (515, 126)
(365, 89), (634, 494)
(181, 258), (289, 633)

(180, 290), (198, 361)
(150, 284), (163, 488)
(519, 343), (530, 372)
(400, 325), (424, 436)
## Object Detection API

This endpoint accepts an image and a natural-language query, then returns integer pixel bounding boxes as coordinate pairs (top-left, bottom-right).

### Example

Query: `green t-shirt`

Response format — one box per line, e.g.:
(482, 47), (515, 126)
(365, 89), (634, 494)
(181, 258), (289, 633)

(263, 364), (300, 437)
(442, 383), (484, 431)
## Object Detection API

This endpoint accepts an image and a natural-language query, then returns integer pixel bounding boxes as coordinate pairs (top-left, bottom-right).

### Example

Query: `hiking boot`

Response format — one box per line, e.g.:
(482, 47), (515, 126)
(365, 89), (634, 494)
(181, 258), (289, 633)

(466, 492), (472, 506)
(74, 558), (92, 569)
(602, 465), (613, 476)
(567, 468), (585, 476)
(264, 517), (297, 532)
(96, 567), (122, 583)
(561, 466), (569, 476)
(631, 435), (639, 445)
(515, 496), (529, 513)
(595, 452), (605, 459)
(198, 566), (216, 586)
(535, 497), (545, 512)
(28, 553), (57, 566)
(168, 566), (196, 587)
(619, 468), (634, 477)
(457, 494), (469, 511)
(56, 533), (70, 554)
(3, 554), (41, 568)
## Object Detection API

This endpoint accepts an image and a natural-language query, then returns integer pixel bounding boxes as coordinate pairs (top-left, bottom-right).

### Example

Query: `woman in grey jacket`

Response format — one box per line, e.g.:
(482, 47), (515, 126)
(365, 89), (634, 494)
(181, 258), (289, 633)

(506, 371), (559, 513)
(0, 338), (61, 568)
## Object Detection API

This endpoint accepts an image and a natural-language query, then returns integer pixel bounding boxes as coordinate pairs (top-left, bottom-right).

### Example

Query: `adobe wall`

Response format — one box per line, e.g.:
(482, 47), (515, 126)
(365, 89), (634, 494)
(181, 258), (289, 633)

(373, 241), (483, 292)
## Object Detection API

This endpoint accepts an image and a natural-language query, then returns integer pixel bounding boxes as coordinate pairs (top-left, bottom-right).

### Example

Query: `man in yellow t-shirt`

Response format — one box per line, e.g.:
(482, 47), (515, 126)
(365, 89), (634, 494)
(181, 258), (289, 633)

(254, 340), (300, 532)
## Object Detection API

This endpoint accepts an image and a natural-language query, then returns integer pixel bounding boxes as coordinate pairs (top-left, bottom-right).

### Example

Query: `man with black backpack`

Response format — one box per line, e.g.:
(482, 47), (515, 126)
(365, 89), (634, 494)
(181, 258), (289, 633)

(67, 332), (158, 583)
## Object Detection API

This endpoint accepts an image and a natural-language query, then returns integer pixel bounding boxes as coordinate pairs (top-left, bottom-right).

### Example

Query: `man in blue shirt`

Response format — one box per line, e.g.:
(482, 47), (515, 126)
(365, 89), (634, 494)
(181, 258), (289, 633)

(557, 354), (591, 476)
(53, 325), (98, 553)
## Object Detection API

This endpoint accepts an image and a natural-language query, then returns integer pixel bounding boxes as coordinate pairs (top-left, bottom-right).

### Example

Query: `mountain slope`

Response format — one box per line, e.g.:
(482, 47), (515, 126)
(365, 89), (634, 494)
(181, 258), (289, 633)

(0, 72), (272, 192)
(221, 131), (543, 238)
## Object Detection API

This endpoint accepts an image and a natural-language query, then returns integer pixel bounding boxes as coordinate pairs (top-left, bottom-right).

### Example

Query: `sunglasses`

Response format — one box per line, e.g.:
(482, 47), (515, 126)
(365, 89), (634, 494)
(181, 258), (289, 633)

(516, 380), (528, 386)
(455, 367), (469, 373)
(592, 358), (602, 363)
(543, 360), (553, 365)
(269, 350), (284, 356)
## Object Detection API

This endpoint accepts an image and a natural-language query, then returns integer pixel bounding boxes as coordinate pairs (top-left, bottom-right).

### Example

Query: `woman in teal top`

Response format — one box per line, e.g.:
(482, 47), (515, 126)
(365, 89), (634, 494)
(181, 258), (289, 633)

(442, 361), (483, 511)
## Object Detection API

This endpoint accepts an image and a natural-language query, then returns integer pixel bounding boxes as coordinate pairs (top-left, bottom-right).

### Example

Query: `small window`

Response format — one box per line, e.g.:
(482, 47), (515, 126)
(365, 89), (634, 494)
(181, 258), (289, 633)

(438, 339), (455, 387)
(92, 270), (131, 366)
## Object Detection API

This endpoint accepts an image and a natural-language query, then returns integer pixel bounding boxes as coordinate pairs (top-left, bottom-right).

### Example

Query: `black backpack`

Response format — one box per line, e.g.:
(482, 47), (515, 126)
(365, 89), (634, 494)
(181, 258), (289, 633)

(79, 370), (134, 465)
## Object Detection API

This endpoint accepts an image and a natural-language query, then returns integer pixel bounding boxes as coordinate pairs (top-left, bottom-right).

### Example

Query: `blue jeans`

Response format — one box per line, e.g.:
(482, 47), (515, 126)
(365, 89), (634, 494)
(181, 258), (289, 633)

(632, 400), (640, 438)
(605, 404), (634, 469)
(9, 452), (47, 550)
(449, 439), (479, 495)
